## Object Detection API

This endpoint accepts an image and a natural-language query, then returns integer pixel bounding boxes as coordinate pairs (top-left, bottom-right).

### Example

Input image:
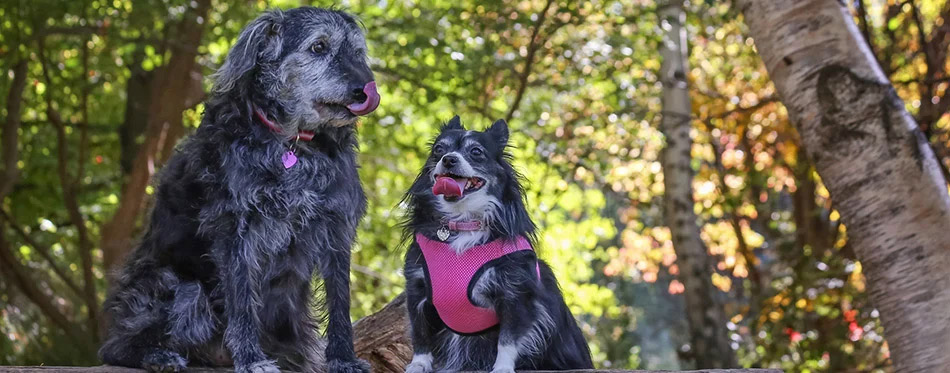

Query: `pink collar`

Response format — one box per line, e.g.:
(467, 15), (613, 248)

(437, 220), (483, 241)
(254, 107), (315, 142)
(447, 220), (482, 231)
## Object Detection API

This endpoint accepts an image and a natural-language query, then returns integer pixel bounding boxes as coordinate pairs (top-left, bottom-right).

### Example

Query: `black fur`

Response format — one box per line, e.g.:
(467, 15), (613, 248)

(401, 116), (593, 372)
(99, 7), (374, 373)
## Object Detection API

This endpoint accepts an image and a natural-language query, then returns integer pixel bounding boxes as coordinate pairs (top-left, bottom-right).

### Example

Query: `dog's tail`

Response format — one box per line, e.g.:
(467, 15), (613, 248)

(551, 304), (595, 368)
(538, 262), (595, 369)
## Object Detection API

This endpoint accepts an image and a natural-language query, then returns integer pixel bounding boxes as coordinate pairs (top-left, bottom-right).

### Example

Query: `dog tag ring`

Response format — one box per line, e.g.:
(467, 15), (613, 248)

(282, 134), (301, 169)
(437, 227), (450, 241)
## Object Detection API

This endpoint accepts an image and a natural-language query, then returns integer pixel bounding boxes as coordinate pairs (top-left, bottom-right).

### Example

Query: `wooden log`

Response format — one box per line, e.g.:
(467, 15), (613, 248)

(0, 368), (781, 373)
(354, 293), (412, 373)
(0, 296), (780, 373)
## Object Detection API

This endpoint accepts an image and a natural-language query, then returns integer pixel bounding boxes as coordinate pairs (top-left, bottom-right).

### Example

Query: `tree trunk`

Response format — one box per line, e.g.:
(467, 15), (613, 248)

(738, 1), (950, 371)
(791, 164), (834, 252)
(657, 0), (736, 368)
(100, 0), (211, 274)
(119, 52), (152, 176)
(1, 59), (28, 200)
(911, 1), (950, 138)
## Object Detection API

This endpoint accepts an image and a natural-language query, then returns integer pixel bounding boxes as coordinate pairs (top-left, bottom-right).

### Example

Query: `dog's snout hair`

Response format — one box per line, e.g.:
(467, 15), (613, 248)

(337, 49), (374, 90)
(435, 152), (476, 177)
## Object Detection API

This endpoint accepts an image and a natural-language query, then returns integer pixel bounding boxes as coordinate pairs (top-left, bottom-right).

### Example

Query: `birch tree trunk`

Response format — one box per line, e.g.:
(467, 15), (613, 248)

(658, 0), (736, 368)
(738, 1), (950, 371)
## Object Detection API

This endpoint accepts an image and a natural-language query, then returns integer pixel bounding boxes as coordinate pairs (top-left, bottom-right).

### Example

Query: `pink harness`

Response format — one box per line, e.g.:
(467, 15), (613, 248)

(416, 234), (537, 334)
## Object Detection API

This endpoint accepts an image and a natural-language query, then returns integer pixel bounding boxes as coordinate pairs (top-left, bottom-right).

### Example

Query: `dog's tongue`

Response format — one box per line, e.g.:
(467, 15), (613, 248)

(347, 81), (380, 116)
(432, 176), (464, 197)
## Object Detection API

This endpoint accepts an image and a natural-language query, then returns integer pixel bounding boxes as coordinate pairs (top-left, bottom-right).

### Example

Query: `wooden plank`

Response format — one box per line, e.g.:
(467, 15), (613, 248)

(0, 367), (782, 373)
(1, 299), (782, 373)
(0, 368), (225, 373)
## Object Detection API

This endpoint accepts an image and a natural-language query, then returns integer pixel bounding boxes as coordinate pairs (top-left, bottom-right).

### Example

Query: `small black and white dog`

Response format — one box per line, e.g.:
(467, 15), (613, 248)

(100, 7), (378, 373)
(401, 116), (593, 373)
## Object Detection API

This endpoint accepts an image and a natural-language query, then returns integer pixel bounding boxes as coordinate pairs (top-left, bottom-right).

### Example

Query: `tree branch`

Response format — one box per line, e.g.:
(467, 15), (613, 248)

(705, 95), (780, 121)
(892, 76), (950, 85)
(880, 2), (903, 76)
(504, 0), (558, 123)
(1, 60), (28, 200)
(0, 31), (89, 350)
(0, 234), (89, 348)
(855, 0), (878, 62)
(78, 26), (91, 185)
(708, 132), (763, 297)
(374, 66), (496, 119)
(37, 32), (100, 341)
(0, 209), (84, 297)
(909, 2), (938, 131)
(35, 25), (105, 38)
(924, 1), (950, 123)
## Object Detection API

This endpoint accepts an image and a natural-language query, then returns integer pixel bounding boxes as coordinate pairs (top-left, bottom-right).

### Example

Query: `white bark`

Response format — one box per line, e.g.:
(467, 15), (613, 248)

(658, 0), (736, 368)
(738, 1), (950, 372)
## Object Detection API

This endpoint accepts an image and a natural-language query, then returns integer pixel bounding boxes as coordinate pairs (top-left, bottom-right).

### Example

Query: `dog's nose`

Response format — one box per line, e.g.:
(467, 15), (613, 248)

(349, 84), (368, 103)
(442, 154), (459, 168)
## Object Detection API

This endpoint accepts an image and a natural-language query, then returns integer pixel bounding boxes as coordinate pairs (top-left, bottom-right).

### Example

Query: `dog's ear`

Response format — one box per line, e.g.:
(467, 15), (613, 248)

(487, 119), (509, 144)
(441, 115), (464, 131)
(211, 9), (285, 93)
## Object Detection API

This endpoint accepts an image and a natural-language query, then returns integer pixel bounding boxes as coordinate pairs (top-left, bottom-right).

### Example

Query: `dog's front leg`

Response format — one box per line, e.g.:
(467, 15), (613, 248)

(323, 247), (371, 373)
(404, 260), (439, 373)
(492, 298), (538, 373)
(220, 239), (279, 373)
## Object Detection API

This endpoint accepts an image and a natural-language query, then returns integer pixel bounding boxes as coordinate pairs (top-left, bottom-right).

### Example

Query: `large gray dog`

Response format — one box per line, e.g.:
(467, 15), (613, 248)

(99, 7), (379, 373)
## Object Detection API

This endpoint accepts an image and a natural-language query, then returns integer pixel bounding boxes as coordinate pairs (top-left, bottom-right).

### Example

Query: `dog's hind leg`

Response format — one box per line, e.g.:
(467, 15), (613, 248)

(100, 322), (188, 373)
(260, 274), (327, 373)
(100, 269), (189, 372)
(167, 281), (217, 350)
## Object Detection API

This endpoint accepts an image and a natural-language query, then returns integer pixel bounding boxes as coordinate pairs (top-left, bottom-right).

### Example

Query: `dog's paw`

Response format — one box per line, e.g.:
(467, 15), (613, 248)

(405, 361), (432, 373)
(328, 358), (371, 373)
(237, 360), (281, 373)
(142, 349), (187, 372)
(405, 353), (433, 373)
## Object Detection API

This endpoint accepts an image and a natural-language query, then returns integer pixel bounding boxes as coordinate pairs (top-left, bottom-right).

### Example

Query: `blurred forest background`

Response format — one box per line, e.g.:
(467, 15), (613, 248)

(0, 0), (948, 372)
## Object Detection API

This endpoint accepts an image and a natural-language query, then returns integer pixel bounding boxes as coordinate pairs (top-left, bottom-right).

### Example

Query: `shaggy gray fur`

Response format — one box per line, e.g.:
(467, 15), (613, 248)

(99, 7), (376, 373)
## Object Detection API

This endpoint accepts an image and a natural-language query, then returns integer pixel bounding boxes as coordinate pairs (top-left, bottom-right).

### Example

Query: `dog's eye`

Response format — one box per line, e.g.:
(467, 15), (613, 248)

(433, 144), (446, 155)
(310, 40), (329, 55)
(470, 147), (484, 157)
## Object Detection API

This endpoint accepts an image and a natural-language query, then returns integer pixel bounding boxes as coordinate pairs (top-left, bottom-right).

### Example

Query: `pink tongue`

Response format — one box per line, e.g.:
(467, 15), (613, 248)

(347, 81), (380, 116)
(432, 176), (464, 197)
